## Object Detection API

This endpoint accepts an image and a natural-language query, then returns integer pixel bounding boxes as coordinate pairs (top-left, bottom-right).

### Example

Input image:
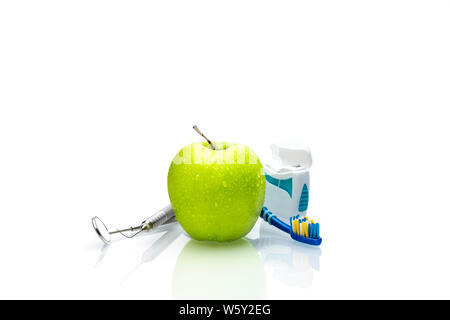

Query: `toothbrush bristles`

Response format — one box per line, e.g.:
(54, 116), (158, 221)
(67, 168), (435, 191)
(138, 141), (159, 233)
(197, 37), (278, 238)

(291, 216), (320, 239)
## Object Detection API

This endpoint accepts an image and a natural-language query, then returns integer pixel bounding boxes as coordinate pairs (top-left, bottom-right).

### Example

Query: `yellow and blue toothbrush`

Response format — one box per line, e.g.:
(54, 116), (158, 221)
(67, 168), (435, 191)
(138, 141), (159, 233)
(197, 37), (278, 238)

(260, 206), (322, 246)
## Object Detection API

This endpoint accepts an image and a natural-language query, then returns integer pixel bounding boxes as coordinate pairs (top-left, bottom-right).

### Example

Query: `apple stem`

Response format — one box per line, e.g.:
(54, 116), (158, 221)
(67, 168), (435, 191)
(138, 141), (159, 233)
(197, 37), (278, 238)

(193, 125), (216, 150)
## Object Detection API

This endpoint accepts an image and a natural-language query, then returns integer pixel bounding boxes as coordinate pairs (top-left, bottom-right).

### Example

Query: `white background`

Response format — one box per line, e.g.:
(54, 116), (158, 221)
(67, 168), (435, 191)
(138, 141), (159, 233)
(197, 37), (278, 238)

(1, 1), (450, 299)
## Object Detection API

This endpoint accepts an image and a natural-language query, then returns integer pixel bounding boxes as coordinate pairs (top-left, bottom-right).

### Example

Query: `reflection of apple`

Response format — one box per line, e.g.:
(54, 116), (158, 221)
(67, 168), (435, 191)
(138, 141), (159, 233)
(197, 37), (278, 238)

(167, 142), (265, 242)
(172, 239), (267, 299)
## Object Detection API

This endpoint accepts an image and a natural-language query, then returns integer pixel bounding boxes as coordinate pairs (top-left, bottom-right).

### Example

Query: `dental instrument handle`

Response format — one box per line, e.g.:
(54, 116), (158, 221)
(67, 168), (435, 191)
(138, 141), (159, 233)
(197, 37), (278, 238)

(141, 204), (175, 230)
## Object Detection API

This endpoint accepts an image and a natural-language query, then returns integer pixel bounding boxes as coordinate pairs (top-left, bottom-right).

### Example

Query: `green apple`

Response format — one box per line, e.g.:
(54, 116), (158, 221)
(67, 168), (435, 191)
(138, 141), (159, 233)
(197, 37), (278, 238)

(167, 141), (265, 242)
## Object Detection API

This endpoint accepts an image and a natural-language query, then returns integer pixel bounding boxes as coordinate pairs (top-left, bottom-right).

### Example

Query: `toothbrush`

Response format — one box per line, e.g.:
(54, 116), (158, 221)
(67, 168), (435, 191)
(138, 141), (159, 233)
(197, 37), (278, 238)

(260, 206), (322, 246)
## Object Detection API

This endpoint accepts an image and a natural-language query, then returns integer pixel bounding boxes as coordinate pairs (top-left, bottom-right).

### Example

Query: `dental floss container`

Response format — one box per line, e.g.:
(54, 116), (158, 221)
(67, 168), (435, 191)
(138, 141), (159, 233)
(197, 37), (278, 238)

(263, 140), (312, 223)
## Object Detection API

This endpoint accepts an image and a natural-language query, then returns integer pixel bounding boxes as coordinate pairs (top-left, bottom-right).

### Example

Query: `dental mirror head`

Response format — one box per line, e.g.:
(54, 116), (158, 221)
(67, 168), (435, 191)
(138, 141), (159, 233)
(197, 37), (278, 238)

(92, 216), (111, 244)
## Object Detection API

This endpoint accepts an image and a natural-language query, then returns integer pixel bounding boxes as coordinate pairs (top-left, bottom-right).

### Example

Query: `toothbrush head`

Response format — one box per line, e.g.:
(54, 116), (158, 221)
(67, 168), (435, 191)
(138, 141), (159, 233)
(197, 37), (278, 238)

(290, 215), (322, 246)
(260, 207), (322, 246)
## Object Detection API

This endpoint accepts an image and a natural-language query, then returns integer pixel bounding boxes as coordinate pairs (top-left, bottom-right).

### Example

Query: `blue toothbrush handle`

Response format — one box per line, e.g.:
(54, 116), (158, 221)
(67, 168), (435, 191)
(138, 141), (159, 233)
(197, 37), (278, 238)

(260, 207), (290, 234)
(268, 215), (291, 234)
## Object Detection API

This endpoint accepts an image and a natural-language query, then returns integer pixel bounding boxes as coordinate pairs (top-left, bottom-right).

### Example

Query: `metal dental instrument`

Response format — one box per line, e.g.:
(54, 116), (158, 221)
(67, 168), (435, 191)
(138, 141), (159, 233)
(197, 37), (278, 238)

(92, 204), (176, 244)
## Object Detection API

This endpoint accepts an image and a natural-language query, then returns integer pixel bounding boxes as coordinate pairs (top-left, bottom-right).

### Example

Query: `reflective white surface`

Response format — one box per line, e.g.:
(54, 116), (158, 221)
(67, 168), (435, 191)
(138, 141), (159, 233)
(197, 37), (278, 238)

(89, 220), (323, 299)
